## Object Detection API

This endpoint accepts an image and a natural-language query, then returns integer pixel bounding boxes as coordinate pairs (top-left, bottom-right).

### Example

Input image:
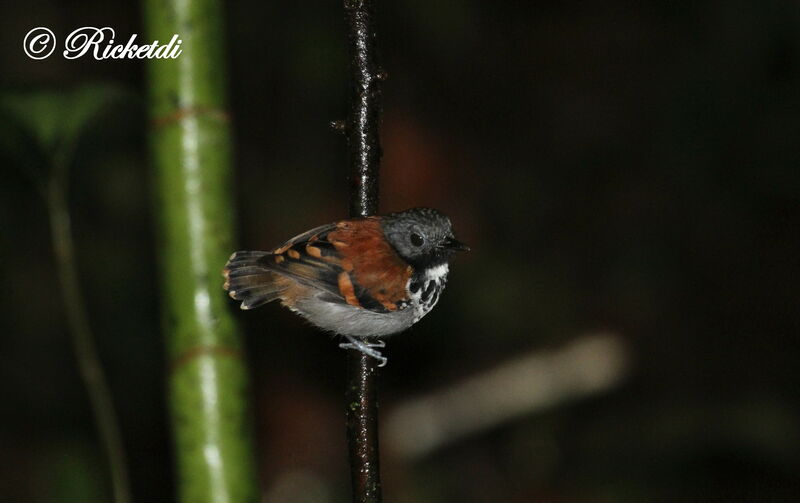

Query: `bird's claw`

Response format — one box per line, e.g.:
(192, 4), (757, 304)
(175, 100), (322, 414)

(339, 336), (387, 367)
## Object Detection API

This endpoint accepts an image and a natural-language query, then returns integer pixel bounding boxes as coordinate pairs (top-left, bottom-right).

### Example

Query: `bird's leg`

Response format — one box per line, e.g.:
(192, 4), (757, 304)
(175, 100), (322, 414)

(339, 336), (387, 367)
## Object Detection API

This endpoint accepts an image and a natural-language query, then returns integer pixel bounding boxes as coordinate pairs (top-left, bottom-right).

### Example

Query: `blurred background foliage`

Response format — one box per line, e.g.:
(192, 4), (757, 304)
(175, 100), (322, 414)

(1, 1), (799, 502)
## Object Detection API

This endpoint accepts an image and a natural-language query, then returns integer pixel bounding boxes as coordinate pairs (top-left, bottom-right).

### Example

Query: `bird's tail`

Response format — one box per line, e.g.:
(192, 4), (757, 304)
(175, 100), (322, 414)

(223, 251), (287, 310)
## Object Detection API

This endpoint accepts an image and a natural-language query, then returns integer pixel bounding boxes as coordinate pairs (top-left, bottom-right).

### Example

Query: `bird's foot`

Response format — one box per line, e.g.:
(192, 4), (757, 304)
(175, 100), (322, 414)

(339, 336), (387, 367)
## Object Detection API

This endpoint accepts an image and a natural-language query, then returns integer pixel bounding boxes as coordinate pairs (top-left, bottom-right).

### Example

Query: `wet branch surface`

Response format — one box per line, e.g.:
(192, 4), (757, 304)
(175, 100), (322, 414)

(342, 0), (384, 501)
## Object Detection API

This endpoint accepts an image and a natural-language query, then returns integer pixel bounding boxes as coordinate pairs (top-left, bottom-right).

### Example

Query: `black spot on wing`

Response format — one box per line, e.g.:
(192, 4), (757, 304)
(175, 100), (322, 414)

(310, 240), (338, 257)
(354, 286), (389, 312)
(255, 247), (342, 299)
(314, 274), (390, 312)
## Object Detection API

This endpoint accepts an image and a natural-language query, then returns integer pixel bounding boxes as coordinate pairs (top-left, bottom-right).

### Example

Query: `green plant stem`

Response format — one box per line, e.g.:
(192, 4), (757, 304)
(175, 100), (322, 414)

(144, 0), (258, 502)
(46, 177), (132, 503)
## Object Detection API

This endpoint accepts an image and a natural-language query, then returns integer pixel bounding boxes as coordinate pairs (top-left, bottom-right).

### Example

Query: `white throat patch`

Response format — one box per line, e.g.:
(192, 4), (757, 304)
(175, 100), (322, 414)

(407, 263), (450, 322)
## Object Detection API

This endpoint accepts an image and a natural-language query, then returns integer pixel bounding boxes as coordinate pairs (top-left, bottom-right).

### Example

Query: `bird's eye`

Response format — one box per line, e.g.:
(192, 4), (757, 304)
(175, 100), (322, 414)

(410, 233), (424, 247)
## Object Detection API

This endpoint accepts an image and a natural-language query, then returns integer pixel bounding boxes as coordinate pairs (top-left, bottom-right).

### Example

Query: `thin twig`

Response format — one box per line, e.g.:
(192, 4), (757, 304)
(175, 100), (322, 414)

(46, 174), (132, 503)
(342, 0), (384, 501)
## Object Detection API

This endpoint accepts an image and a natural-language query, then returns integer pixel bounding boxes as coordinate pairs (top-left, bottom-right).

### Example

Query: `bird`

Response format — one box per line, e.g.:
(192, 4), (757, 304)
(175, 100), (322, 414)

(223, 207), (468, 366)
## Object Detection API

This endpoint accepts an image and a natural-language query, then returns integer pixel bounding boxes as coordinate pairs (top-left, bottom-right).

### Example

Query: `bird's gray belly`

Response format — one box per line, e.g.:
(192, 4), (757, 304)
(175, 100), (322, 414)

(291, 268), (448, 338)
(292, 294), (419, 337)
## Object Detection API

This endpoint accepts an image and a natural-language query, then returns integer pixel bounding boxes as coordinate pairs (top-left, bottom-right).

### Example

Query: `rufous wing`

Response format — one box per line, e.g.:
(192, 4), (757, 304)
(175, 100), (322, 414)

(257, 218), (412, 312)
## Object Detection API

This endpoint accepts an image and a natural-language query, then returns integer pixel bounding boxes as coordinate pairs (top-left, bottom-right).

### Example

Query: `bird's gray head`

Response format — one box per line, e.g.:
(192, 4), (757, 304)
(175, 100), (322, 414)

(381, 207), (469, 267)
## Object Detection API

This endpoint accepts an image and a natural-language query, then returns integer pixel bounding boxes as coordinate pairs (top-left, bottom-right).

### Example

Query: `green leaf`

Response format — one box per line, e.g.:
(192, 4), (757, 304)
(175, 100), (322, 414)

(0, 84), (127, 169)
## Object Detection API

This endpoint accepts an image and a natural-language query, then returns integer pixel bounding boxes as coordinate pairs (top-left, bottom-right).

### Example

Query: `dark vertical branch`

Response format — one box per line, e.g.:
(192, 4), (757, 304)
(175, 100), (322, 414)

(345, 353), (382, 502)
(345, 0), (383, 219)
(342, 1), (384, 502)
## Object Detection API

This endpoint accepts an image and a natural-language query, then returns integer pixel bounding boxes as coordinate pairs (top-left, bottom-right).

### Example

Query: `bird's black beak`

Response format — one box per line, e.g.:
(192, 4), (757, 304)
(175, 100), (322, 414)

(444, 236), (470, 252)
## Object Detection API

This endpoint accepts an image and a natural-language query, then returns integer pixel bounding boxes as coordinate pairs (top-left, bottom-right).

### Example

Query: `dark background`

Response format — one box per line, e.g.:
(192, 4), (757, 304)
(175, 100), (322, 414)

(2, 1), (799, 502)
